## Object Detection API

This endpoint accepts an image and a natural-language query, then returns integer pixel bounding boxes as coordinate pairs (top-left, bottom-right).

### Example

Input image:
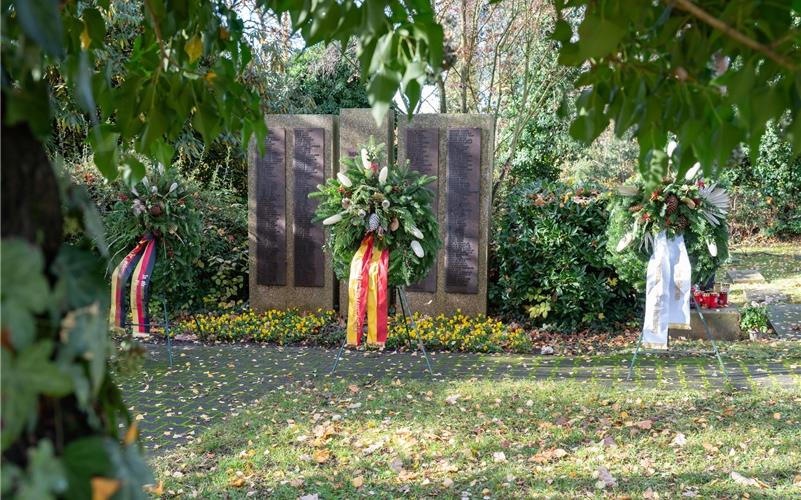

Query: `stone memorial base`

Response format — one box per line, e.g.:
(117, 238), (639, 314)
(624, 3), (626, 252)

(668, 307), (742, 341)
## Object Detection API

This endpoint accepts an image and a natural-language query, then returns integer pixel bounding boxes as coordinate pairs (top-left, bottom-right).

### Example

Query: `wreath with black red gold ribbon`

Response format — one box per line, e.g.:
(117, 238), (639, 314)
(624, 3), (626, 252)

(310, 138), (441, 287)
(310, 138), (440, 347)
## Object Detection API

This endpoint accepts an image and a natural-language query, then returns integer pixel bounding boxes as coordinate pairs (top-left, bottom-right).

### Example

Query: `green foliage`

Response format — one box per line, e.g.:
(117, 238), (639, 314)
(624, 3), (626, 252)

(740, 303), (770, 334)
(552, 1), (801, 183)
(722, 125), (801, 239)
(3, 0), (444, 183)
(310, 140), (441, 287)
(490, 181), (637, 329)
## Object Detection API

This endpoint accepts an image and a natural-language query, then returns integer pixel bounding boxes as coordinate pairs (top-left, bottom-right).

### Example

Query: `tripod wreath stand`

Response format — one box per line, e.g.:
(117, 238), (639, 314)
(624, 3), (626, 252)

(327, 286), (434, 377)
(627, 294), (729, 382)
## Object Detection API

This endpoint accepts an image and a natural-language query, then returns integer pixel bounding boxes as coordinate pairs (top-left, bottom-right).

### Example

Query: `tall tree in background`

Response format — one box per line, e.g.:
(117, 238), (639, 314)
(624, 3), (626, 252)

(0, 1), (444, 497)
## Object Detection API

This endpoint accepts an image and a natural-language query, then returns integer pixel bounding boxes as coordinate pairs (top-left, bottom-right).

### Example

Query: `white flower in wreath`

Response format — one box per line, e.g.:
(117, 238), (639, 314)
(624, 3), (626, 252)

(337, 172), (353, 187)
(378, 166), (388, 184)
(411, 240), (425, 258)
(410, 226), (424, 239)
(168, 182), (178, 194)
(616, 231), (635, 252)
(361, 148), (371, 170)
(323, 213), (344, 225)
(381, 199), (390, 210)
(707, 240), (718, 257)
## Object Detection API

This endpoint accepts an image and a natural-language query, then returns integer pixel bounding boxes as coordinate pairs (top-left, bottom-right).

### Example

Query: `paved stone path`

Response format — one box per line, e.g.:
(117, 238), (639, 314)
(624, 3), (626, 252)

(117, 342), (801, 454)
(769, 304), (801, 340)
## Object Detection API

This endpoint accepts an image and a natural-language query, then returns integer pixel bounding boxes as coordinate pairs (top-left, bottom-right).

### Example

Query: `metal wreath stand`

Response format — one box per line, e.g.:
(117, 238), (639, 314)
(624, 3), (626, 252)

(125, 296), (174, 367)
(327, 286), (434, 377)
(627, 293), (729, 382)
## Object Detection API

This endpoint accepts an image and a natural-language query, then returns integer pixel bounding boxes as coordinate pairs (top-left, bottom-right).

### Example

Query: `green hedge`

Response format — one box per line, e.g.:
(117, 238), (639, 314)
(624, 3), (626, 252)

(490, 181), (637, 329)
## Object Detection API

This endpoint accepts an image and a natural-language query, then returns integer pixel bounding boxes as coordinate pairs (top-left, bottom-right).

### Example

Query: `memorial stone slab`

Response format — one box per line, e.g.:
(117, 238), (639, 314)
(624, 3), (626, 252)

(337, 109), (394, 315)
(248, 115), (336, 311)
(398, 114), (494, 316)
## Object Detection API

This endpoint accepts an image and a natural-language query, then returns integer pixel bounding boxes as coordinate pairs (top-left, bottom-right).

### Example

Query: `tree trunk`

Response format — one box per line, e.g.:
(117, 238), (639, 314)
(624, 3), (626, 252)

(1, 119), (63, 268)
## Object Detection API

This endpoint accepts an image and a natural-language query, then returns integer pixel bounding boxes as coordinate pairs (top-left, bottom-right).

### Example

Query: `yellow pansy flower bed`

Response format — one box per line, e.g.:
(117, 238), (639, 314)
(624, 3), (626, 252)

(178, 308), (533, 353)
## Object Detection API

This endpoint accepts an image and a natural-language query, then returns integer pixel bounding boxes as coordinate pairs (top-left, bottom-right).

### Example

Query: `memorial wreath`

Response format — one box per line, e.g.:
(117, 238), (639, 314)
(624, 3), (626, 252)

(611, 166), (730, 350)
(311, 138), (441, 347)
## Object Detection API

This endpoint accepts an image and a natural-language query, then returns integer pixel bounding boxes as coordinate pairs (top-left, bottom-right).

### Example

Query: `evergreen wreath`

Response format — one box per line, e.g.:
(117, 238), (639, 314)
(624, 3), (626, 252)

(607, 168), (730, 287)
(310, 138), (441, 287)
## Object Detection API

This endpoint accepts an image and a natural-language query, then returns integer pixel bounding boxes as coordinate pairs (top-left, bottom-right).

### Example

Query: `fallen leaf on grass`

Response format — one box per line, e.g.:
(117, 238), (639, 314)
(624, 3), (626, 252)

(289, 478), (304, 488)
(531, 448), (568, 464)
(313, 449), (331, 464)
(731, 471), (768, 488)
(635, 419), (653, 430)
(229, 477), (246, 488)
(348, 384), (360, 393)
(442, 478), (454, 488)
(594, 466), (617, 489)
(703, 443), (719, 454)
(773, 412), (782, 420)
(300, 495), (319, 500)
(352, 476), (364, 488)
(445, 394), (461, 405)
(672, 432), (687, 446)
(493, 451), (507, 463)
(389, 457), (404, 473)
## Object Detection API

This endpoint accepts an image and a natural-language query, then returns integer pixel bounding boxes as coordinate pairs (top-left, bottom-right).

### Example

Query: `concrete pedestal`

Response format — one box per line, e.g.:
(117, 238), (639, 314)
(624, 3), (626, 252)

(668, 306), (742, 341)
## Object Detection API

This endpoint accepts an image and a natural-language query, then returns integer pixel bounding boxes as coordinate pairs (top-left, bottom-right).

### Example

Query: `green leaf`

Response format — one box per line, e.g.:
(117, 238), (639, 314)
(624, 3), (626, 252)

(192, 101), (221, 146)
(0, 239), (50, 349)
(4, 81), (52, 138)
(82, 8), (106, 49)
(15, 0), (64, 58)
(577, 17), (624, 60)
(62, 437), (112, 500)
(1, 341), (73, 450)
(15, 440), (67, 500)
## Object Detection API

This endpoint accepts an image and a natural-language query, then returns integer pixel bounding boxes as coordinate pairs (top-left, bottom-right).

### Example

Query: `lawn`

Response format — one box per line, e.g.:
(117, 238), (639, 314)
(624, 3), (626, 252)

(723, 242), (801, 304)
(151, 360), (801, 498)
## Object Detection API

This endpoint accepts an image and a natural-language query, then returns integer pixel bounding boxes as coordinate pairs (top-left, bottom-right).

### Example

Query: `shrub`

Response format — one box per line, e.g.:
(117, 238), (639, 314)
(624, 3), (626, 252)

(178, 309), (533, 353)
(722, 125), (801, 240)
(490, 181), (637, 329)
(740, 303), (771, 335)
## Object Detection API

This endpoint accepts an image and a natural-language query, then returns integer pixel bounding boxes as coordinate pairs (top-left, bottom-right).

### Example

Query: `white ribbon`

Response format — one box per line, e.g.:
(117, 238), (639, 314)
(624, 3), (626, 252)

(642, 231), (691, 349)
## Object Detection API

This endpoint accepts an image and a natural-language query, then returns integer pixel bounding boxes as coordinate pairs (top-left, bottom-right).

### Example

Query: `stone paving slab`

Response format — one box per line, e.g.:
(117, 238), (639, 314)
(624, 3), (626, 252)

(769, 304), (801, 340)
(726, 269), (767, 283)
(116, 343), (801, 454)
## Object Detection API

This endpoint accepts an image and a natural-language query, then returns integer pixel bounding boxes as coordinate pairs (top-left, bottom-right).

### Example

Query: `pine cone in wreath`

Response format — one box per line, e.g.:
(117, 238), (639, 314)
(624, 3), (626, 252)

(628, 203), (643, 213)
(675, 215), (689, 230)
(368, 213), (380, 232)
(665, 194), (679, 215)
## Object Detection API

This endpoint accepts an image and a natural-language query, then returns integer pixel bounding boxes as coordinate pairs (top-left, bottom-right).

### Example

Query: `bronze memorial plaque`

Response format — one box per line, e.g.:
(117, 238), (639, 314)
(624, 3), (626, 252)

(445, 128), (480, 294)
(293, 128), (325, 287)
(406, 128), (439, 293)
(256, 127), (287, 286)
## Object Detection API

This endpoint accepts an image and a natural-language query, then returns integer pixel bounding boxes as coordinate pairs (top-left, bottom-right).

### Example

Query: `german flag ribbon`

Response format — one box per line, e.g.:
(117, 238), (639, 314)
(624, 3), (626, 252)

(109, 234), (157, 333)
(347, 235), (389, 347)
